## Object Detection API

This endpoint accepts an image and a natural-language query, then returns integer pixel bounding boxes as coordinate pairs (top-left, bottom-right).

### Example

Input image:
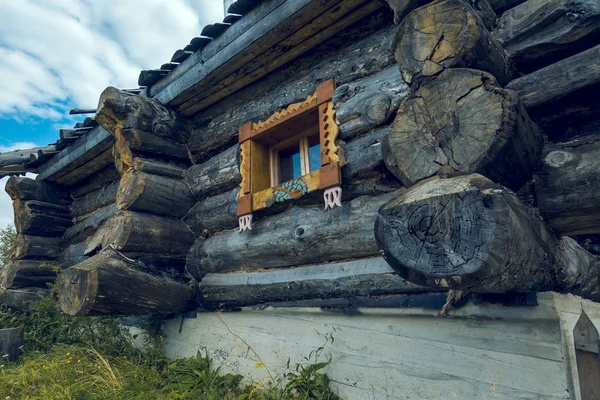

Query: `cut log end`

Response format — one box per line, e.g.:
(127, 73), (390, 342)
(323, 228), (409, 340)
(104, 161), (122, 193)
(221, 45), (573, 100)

(376, 174), (556, 292)
(394, 0), (512, 85)
(382, 68), (541, 190)
(56, 265), (98, 316)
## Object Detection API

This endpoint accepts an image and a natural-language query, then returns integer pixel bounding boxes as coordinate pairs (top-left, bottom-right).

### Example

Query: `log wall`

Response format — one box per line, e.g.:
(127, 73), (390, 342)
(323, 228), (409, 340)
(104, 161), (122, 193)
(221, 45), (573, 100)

(3, 0), (599, 316)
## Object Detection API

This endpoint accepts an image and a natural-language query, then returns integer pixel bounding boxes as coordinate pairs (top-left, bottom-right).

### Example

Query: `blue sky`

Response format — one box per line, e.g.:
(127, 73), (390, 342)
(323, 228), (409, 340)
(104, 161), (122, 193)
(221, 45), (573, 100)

(0, 0), (224, 228)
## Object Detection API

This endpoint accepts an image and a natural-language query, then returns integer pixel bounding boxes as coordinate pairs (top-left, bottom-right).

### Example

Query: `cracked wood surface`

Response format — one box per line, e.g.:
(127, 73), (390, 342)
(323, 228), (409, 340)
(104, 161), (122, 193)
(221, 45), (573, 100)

(382, 68), (542, 190)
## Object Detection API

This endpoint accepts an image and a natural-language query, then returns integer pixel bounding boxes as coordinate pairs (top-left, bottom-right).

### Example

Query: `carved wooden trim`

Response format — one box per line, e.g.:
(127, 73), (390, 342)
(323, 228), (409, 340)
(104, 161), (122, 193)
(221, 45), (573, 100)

(237, 79), (340, 216)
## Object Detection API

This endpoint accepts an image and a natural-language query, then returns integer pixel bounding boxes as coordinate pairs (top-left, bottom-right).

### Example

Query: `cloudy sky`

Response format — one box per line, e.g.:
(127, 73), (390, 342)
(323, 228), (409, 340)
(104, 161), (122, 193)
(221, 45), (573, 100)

(0, 0), (224, 228)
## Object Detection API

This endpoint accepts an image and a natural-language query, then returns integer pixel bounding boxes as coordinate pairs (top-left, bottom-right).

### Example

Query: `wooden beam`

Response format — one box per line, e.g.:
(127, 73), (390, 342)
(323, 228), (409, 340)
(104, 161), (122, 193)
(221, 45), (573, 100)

(0, 146), (57, 168)
(151, 0), (383, 116)
(37, 126), (114, 182)
(507, 45), (600, 109)
(200, 257), (431, 307)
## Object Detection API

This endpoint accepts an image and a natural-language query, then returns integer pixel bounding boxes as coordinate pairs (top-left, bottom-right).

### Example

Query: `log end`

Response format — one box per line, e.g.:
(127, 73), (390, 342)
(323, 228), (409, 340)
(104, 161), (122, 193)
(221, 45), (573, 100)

(116, 171), (145, 212)
(375, 175), (499, 289)
(56, 265), (99, 316)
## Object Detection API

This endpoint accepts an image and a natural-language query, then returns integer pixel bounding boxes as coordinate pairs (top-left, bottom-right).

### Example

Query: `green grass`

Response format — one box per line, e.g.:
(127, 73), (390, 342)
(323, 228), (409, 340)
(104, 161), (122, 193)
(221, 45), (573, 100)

(0, 294), (340, 400)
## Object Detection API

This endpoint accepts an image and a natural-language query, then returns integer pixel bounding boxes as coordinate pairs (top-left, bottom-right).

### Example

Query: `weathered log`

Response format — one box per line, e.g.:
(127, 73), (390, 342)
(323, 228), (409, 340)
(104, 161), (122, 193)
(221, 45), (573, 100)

(0, 146), (57, 168)
(13, 200), (72, 237)
(113, 128), (190, 173)
(0, 328), (24, 362)
(186, 19), (397, 163)
(128, 157), (187, 179)
(56, 242), (89, 269)
(375, 174), (600, 301)
(9, 235), (65, 260)
(394, 0), (512, 85)
(382, 69), (542, 190)
(200, 257), (431, 307)
(507, 45), (600, 110)
(70, 165), (120, 199)
(0, 288), (48, 311)
(487, 0), (526, 12)
(70, 181), (119, 218)
(493, 0), (600, 72)
(96, 86), (192, 143)
(185, 144), (240, 200)
(333, 67), (408, 140)
(534, 135), (600, 236)
(63, 203), (117, 242)
(186, 190), (400, 280)
(384, 0), (497, 26)
(183, 188), (239, 237)
(85, 211), (194, 261)
(0, 260), (58, 289)
(56, 250), (194, 316)
(116, 171), (194, 219)
(5, 177), (70, 205)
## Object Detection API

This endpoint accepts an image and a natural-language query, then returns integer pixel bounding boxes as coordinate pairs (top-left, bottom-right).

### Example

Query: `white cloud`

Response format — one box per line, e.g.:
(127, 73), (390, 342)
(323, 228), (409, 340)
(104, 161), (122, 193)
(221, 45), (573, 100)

(0, 0), (223, 119)
(0, 0), (224, 227)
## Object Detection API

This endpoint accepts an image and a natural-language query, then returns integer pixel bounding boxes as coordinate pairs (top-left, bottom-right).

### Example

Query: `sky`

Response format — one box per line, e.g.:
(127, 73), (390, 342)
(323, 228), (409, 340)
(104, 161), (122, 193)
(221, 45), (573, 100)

(0, 0), (224, 228)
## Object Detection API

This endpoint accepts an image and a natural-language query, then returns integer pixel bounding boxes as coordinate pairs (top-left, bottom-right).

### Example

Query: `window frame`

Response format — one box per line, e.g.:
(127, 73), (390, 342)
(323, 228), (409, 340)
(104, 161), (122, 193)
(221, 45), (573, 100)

(237, 79), (341, 217)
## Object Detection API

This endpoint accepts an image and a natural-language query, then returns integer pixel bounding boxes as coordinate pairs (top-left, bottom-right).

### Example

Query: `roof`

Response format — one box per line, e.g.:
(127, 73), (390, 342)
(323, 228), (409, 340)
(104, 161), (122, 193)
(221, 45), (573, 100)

(0, 0), (385, 181)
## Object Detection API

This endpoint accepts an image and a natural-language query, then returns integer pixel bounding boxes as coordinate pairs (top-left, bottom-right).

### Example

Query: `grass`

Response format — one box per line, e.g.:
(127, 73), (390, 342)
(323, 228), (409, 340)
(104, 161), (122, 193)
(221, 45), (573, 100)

(0, 294), (341, 400)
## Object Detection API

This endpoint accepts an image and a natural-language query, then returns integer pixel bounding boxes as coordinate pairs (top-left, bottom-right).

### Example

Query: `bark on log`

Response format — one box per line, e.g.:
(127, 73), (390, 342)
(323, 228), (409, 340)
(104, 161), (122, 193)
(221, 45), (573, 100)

(506, 45), (600, 109)
(199, 257), (431, 308)
(375, 174), (600, 301)
(5, 177), (70, 205)
(13, 200), (72, 237)
(70, 181), (119, 218)
(0, 288), (48, 311)
(493, 0), (600, 72)
(128, 157), (187, 179)
(394, 0), (512, 85)
(85, 211), (194, 262)
(385, 0), (497, 27)
(96, 86), (192, 143)
(534, 135), (600, 236)
(382, 68), (542, 190)
(9, 235), (65, 261)
(56, 250), (194, 316)
(117, 171), (194, 219)
(70, 165), (120, 199)
(186, 190), (401, 280)
(63, 203), (117, 242)
(185, 144), (240, 200)
(0, 328), (24, 362)
(0, 260), (58, 289)
(113, 128), (191, 174)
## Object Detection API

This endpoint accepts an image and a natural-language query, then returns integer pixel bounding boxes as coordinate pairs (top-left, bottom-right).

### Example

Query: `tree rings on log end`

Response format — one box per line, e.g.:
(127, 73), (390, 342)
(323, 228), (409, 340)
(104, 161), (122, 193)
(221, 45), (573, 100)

(394, 0), (512, 85)
(382, 69), (542, 190)
(375, 174), (556, 292)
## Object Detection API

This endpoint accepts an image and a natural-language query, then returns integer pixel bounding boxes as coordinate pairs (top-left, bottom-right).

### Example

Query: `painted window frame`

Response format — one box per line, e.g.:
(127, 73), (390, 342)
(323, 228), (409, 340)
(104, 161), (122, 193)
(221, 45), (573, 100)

(237, 79), (341, 217)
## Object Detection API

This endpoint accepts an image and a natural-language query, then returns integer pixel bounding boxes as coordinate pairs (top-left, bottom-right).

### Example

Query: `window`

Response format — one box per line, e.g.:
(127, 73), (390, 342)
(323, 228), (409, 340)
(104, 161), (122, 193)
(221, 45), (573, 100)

(237, 79), (342, 230)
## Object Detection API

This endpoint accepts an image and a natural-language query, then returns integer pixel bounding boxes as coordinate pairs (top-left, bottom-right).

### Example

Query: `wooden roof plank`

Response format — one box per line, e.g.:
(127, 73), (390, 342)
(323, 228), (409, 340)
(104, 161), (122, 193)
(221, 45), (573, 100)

(149, 0), (289, 100)
(178, 0), (381, 115)
(228, 0), (263, 14)
(37, 126), (113, 182)
(201, 22), (231, 39)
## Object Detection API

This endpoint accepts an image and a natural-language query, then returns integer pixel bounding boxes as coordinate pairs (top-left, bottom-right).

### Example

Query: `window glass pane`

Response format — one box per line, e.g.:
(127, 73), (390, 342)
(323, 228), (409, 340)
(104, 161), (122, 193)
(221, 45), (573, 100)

(308, 134), (321, 173)
(278, 141), (302, 184)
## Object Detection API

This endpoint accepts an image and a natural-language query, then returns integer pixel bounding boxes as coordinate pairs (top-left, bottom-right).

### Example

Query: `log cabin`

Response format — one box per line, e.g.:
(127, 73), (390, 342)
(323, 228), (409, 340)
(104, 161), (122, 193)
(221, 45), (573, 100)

(1, 0), (600, 397)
